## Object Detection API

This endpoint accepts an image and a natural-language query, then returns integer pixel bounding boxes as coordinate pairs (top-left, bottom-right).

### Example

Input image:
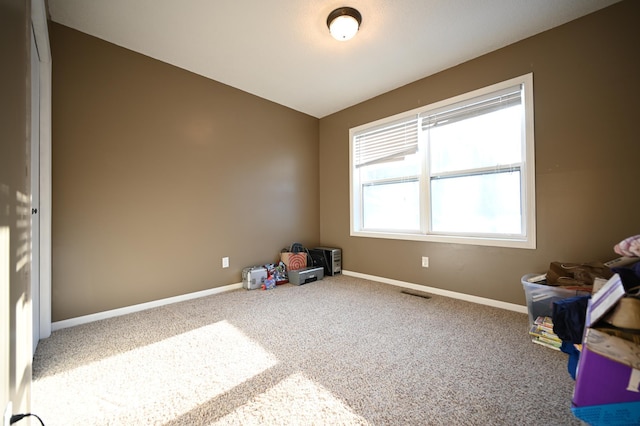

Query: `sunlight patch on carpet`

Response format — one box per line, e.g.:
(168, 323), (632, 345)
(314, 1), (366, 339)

(213, 372), (369, 425)
(33, 320), (277, 425)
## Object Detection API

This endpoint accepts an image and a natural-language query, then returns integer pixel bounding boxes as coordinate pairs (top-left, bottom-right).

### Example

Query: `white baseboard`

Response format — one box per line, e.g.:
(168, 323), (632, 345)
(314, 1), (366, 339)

(342, 270), (527, 314)
(51, 283), (243, 332)
(51, 272), (527, 332)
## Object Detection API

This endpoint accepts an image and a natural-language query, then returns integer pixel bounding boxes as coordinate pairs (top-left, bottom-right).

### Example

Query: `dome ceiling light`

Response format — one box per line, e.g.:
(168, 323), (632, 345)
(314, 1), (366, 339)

(327, 7), (362, 41)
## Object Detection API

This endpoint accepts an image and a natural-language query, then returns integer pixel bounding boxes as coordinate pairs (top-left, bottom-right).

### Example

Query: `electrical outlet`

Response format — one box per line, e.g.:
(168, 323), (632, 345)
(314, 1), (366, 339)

(222, 257), (229, 268)
(4, 401), (12, 426)
(421, 256), (429, 268)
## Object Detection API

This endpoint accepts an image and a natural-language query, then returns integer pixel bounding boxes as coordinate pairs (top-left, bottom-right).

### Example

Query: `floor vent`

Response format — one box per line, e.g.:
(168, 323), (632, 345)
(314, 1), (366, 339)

(401, 290), (432, 299)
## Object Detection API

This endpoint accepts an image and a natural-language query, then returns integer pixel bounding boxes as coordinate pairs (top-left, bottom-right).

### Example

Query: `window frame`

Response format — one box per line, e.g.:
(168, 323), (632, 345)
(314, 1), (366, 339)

(349, 73), (536, 249)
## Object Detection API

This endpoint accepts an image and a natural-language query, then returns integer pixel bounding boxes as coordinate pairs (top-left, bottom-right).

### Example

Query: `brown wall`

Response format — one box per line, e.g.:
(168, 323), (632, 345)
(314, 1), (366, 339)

(0, 0), (32, 415)
(51, 1), (640, 321)
(50, 23), (320, 321)
(318, 1), (640, 305)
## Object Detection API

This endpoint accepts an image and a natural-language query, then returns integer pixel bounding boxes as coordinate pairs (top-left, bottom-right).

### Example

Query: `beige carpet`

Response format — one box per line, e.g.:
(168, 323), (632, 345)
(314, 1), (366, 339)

(32, 274), (580, 425)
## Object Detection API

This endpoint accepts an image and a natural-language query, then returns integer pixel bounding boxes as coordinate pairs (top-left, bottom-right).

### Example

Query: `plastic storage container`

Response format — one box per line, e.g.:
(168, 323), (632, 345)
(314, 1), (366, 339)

(521, 273), (591, 327)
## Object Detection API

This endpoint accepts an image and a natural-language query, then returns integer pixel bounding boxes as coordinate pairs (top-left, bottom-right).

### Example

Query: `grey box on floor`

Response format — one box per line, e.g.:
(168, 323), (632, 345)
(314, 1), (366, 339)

(289, 266), (324, 285)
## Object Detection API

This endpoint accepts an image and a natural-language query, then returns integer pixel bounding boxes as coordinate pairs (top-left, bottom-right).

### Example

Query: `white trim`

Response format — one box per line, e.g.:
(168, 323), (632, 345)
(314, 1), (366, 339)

(342, 270), (527, 314)
(38, 58), (51, 339)
(51, 273), (527, 331)
(32, 0), (52, 340)
(522, 72), (536, 250)
(30, 26), (41, 354)
(31, 0), (51, 62)
(52, 283), (243, 331)
(349, 230), (534, 249)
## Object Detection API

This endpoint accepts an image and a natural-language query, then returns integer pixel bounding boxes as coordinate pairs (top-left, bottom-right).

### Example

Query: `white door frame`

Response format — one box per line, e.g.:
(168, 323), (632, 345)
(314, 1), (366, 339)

(31, 0), (51, 341)
(30, 25), (40, 354)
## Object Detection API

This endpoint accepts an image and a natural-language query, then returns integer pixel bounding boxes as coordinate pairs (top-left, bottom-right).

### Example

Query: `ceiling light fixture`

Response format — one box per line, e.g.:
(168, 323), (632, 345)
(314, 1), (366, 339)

(327, 7), (362, 41)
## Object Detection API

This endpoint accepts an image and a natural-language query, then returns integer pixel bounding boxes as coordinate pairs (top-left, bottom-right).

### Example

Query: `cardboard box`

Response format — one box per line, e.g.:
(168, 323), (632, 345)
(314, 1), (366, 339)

(572, 274), (640, 408)
(280, 252), (307, 271)
(573, 328), (640, 406)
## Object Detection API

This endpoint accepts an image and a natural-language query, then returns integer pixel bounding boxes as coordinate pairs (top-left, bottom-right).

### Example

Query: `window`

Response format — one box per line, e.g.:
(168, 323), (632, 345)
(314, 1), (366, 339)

(350, 74), (535, 249)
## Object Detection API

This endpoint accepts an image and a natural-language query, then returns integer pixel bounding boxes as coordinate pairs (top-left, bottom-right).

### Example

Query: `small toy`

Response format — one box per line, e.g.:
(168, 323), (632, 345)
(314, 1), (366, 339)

(262, 274), (276, 290)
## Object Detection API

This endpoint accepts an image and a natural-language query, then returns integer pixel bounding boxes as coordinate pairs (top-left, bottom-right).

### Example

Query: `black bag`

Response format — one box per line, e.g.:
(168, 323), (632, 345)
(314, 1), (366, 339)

(552, 295), (590, 344)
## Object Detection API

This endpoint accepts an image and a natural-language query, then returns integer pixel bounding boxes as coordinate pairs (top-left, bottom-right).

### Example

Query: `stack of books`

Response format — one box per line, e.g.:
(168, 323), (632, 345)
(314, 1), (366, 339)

(529, 316), (563, 350)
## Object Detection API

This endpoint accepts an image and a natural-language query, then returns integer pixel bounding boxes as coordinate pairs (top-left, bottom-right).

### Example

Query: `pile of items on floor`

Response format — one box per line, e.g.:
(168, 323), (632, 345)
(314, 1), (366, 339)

(521, 234), (640, 425)
(241, 243), (328, 290)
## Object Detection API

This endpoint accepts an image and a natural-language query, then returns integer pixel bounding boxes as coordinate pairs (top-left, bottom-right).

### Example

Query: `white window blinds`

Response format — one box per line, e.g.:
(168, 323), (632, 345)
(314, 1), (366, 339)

(353, 116), (419, 168)
(421, 85), (522, 129)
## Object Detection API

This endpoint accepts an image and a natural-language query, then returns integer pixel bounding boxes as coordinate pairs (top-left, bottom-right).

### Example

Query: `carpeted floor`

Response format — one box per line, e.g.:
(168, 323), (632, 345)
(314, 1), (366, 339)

(32, 274), (581, 425)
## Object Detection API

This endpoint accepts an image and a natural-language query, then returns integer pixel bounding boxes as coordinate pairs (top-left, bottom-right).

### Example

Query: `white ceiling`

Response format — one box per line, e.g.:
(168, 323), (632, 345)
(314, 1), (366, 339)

(47, 0), (621, 118)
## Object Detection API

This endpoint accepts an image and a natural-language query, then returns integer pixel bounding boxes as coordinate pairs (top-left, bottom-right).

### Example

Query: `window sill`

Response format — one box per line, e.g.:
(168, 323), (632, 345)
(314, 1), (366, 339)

(350, 230), (536, 249)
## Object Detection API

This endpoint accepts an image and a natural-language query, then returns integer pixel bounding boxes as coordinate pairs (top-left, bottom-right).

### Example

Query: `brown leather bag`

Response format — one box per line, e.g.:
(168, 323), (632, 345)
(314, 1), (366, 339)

(547, 261), (613, 287)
